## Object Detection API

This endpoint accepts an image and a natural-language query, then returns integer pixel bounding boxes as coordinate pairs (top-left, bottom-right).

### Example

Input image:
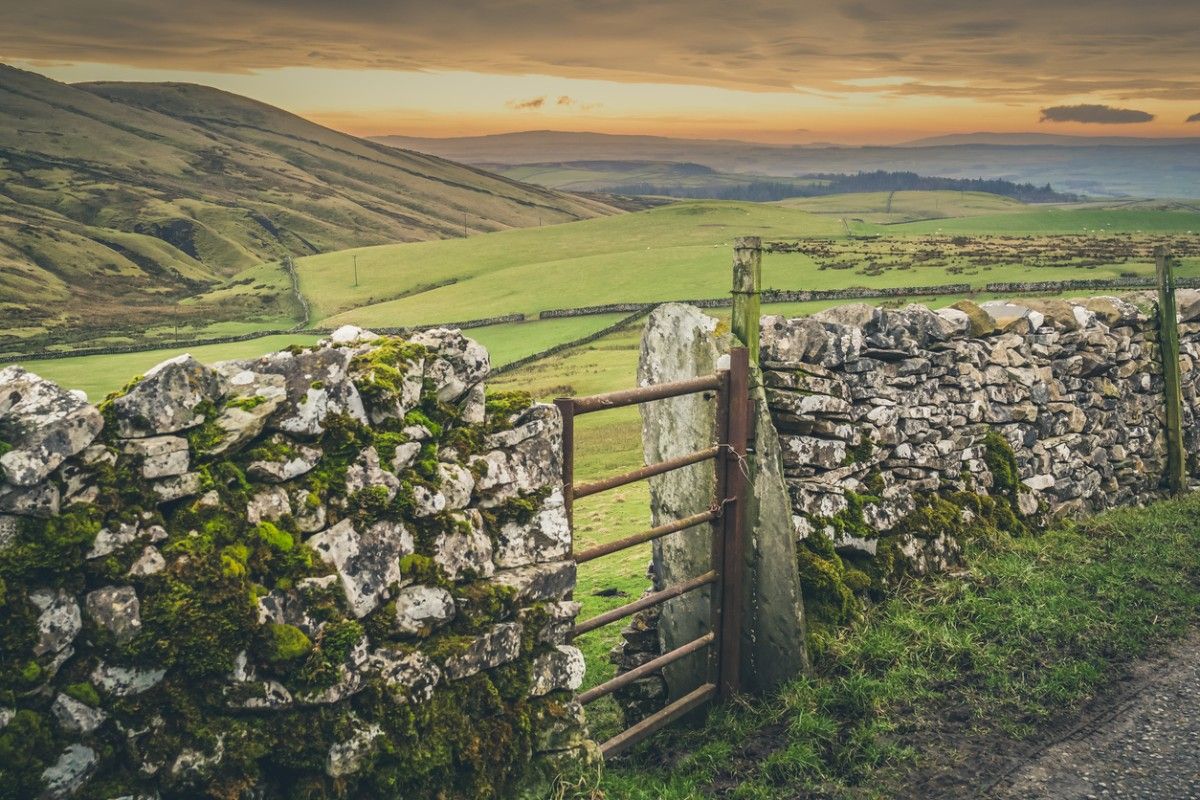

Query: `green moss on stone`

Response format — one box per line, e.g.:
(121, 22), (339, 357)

(264, 623), (313, 663)
(64, 681), (101, 707)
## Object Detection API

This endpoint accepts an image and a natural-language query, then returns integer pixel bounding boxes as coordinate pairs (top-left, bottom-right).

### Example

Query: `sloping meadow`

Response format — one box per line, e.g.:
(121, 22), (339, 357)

(0, 326), (592, 799)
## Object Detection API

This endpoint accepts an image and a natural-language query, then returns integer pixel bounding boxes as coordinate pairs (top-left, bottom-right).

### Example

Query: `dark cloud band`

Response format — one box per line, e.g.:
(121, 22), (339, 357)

(1040, 104), (1155, 124)
(3, 0), (1200, 103)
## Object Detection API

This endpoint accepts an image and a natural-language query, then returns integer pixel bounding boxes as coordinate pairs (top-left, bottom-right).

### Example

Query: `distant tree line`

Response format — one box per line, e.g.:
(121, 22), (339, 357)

(608, 170), (1080, 203)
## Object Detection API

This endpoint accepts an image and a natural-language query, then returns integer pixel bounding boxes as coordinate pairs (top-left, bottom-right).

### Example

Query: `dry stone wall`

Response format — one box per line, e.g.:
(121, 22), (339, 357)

(0, 326), (593, 800)
(762, 292), (1200, 648)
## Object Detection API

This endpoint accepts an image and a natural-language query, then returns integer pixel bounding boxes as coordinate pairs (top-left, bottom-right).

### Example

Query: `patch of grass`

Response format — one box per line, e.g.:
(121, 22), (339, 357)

(589, 492), (1200, 799)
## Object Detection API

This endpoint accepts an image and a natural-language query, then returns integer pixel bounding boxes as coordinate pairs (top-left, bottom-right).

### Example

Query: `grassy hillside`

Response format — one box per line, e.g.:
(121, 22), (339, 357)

(776, 190), (1028, 224)
(298, 199), (1200, 329)
(0, 64), (616, 346)
(306, 202), (846, 327)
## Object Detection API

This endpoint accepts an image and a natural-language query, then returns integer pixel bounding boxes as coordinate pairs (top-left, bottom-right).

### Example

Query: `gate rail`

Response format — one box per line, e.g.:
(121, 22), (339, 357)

(555, 347), (750, 758)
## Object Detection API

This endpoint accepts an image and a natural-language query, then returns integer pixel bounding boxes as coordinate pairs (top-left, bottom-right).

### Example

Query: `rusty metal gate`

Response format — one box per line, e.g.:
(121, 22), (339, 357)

(554, 346), (751, 758)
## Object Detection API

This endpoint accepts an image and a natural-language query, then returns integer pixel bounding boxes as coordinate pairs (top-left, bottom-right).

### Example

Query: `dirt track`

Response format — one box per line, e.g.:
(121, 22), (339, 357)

(985, 630), (1200, 799)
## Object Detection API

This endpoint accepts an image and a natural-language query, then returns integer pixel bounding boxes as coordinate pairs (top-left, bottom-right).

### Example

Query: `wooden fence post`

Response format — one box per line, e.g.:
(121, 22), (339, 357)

(1156, 245), (1186, 494)
(732, 237), (763, 363)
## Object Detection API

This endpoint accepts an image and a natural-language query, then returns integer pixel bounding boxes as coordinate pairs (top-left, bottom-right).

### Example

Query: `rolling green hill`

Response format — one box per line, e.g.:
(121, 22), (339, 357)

(290, 199), (1200, 329)
(775, 190), (1029, 224)
(0, 64), (617, 346)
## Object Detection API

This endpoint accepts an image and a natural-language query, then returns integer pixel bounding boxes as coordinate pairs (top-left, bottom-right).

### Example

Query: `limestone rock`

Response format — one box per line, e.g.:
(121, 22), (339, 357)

(948, 300), (996, 337)
(472, 404), (562, 507)
(170, 737), (225, 783)
(411, 484), (447, 517)
(295, 637), (371, 705)
(393, 585), (456, 635)
(205, 393), (284, 456)
(41, 744), (97, 799)
(0, 366), (103, 486)
(86, 586), (142, 644)
(390, 441), (422, 472)
(110, 354), (227, 437)
(490, 561), (575, 602)
(531, 698), (589, 752)
(229, 347), (367, 437)
(152, 472), (202, 503)
(328, 325), (379, 345)
(370, 647), (441, 703)
(246, 486), (291, 524)
(0, 514), (18, 552)
(128, 546), (166, 577)
(123, 436), (189, 479)
(436, 462), (475, 510)
(91, 662), (165, 696)
(326, 719), (383, 777)
(494, 490), (571, 568)
(51, 693), (107, 734)
(433, 511), (494, 580)
(441, 622), (522, 680)
(0, 481), (60, 517)
(306, 518), (413, 618)
(87, 521), (141, 559)
(411, 328), (489, 403)
(528, 645), (585, 697)
(30, 588), (81, 657)
(345, 447), (400, 500)
(291, 489), (326, 533)
(246, 436), (321, 483)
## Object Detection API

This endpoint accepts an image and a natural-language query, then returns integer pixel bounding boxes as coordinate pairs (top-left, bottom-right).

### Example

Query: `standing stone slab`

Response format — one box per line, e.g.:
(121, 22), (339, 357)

(638, 303), (808, 700)
(638, 304), (728, 700)
(743, 371), (810, 689)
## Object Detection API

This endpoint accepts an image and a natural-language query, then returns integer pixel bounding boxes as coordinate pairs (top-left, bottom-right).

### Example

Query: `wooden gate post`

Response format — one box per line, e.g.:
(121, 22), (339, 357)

(1156, 245), (1186, 494)
(732, 237), (763, 364)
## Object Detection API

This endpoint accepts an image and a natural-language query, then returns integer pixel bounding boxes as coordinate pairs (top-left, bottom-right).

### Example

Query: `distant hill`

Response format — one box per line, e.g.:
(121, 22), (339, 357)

(376, 130), (1200, 199)
(0, 66), (616, 343)
(902, 132), (1200, 147)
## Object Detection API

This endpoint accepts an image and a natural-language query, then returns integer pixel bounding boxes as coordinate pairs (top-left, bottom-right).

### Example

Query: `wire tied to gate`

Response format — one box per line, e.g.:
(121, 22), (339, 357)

(716, 442), (752, 481)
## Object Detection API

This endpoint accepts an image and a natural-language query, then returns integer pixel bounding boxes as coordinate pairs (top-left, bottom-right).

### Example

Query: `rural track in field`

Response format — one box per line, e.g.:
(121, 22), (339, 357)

(883, 629), (1200, 800)
(983, 629), (1200, 800)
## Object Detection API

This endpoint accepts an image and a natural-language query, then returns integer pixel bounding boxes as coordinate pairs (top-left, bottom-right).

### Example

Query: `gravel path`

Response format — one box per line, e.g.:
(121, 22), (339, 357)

(989, 631), (1200, 800)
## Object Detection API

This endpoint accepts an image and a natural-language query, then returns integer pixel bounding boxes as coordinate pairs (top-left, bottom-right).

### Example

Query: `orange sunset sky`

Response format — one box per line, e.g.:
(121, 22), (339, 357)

(5, 0), (1200, 144)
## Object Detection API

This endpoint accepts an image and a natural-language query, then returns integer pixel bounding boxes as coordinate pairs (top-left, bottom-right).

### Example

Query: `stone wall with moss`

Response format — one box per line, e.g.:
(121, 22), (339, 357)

(0, 325), (594, 800)
(761, 292), (1200, 653)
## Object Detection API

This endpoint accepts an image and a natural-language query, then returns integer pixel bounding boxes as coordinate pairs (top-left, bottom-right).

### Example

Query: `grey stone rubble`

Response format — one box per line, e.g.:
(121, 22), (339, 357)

(760, 292), (1200, 574)
(0, 324), (591, 798)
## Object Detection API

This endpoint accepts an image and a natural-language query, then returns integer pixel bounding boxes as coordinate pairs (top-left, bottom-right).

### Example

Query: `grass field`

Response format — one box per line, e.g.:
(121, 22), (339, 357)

(591, 493), (1200, 798)
(301, 199), (1200, 332)
(775, 190), (1028, 224)
(302, 202), (847, 326)
(16, 313), (630, 401)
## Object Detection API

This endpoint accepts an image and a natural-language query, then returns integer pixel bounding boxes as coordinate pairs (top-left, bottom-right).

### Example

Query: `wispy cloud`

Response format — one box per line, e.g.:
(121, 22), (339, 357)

(1187, 112), (1200, 123)
(505, 96), (545, 110)
(1040, 104), (1154, 124)
(556, 95), (573, 106)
